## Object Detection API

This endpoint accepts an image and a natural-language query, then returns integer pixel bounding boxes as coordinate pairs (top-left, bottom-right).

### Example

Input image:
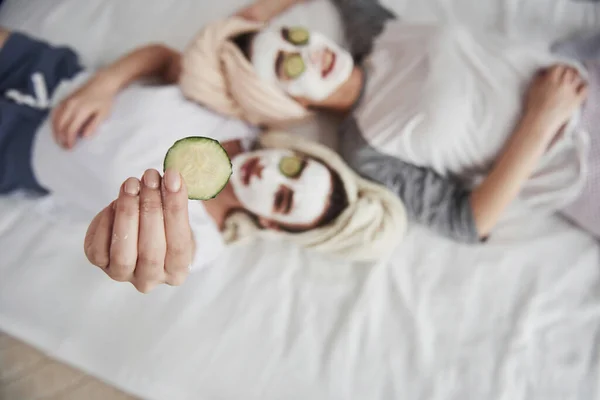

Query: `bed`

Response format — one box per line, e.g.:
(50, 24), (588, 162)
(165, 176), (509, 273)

(1, 0), (600, 399)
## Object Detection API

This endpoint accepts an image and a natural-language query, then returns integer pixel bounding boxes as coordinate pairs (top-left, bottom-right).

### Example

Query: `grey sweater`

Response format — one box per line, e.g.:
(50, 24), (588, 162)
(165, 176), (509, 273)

(331, 0), (480, 242)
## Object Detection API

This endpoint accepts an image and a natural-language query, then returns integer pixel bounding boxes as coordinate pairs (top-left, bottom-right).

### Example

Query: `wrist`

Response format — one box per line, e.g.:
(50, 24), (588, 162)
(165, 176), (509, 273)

(94, 67), (124, 94)
(519, 111), (562, 142)
(258, 0), (300, 19)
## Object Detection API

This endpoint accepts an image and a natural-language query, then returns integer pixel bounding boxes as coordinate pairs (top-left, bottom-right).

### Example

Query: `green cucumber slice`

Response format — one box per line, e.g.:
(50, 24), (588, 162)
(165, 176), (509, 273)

(287, 27), (309, 45)
(163, 137), (232, 200)
(284, 54), (305, 79)
(279, 155), (303, 178)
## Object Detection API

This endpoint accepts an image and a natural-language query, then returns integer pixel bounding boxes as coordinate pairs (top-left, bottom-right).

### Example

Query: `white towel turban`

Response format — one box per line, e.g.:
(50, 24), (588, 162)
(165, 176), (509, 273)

(222, 131), (408, 263)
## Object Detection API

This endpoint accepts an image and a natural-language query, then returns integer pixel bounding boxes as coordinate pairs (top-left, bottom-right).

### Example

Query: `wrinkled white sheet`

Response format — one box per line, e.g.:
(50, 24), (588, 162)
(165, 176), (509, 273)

(1, 0), (600, 399)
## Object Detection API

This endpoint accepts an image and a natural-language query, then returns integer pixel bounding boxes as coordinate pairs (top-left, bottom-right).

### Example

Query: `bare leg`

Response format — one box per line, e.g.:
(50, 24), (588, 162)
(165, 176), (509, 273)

(0, 27), (10, 49)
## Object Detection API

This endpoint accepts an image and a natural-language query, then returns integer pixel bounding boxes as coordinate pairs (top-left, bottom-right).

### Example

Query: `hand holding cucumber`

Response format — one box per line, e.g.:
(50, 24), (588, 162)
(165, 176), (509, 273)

(85, 137), (231, 292)
(84, 168), (194, 293)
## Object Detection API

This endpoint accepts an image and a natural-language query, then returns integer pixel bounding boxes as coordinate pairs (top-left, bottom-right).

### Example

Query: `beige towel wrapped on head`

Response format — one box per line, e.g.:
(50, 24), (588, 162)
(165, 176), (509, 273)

(180, 17), (310, 126)
(222, 131), (408, 263)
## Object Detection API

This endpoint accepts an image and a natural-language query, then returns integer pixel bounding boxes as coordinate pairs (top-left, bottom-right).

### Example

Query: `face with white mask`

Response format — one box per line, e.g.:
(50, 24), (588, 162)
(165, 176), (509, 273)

(229, 149), (339, 230)
(250, 26), (354, 102)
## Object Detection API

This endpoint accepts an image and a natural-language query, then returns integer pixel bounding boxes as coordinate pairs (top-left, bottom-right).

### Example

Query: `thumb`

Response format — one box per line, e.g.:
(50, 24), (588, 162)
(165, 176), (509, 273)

(84, 202), (115, 268)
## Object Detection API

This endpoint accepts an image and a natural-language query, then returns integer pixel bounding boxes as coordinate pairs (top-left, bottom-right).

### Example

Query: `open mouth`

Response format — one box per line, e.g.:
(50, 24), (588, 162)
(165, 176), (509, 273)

(241, 157), (261, 186)
(321, 49), (336, 79)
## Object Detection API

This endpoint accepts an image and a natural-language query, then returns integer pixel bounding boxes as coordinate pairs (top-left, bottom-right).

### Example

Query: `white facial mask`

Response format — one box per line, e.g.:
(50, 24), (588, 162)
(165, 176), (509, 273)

(251, 26), (354, 102)
(230, 149), (333, 227)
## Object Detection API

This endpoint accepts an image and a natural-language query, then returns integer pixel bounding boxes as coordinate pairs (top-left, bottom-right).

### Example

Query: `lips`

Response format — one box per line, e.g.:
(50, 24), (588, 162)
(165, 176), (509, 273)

(322, 49), (336, 78)
(241, 157), (260, 186)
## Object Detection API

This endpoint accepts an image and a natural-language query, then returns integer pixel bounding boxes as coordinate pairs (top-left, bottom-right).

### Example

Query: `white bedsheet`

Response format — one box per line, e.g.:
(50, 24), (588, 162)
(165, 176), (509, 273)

(1, 0), (600, 399)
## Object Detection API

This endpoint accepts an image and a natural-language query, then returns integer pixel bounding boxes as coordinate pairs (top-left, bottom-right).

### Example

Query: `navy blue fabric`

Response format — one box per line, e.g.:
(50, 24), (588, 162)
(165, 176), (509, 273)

(0, 32), (82, 195)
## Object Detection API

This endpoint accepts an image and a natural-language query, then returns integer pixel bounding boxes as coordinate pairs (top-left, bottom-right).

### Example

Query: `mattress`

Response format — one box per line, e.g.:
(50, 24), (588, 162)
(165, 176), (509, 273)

(1, 0), (600, 399)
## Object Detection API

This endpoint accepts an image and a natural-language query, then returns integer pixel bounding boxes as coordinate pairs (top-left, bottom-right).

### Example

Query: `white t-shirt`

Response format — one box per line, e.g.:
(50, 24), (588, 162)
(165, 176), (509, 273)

(32, 72), (259, 270)
(355, 22), (590, 211)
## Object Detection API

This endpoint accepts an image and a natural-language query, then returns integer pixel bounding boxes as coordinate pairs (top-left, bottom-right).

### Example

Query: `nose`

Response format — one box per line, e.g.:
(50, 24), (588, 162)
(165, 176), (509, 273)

(308, 49), (323, 68)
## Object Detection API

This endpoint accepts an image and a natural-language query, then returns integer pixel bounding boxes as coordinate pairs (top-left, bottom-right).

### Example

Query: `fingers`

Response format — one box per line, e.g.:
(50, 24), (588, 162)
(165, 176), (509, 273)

(562, 67), (572, 83)
(562, 67), (583, 86)
(53, 100), (78, 147)
(573, 71), (587, 101)
(108, 178), (141, 282)
(549, 65), (564, 83)
(85, 170), (194, 293)
(84, 202), (115, 269)
(162, 168), (193, 286)
(51, 104), (68, 146)
(82, 109), (109, 138)
(561, 66), (587, 101)
(547, 64), (578, 83)
(65, 108), (94, 148)
(52, 99), (84, 149)
(133, 170), (167, 293)
(544, 64), (586, 93)
(52, 97), (109, 148)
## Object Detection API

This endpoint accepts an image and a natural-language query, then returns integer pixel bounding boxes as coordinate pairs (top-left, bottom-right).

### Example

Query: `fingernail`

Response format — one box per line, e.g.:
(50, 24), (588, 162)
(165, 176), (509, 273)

(124, 178), (140, 196)
(143, 169), (160, 189)
(164, 168), (182, 193)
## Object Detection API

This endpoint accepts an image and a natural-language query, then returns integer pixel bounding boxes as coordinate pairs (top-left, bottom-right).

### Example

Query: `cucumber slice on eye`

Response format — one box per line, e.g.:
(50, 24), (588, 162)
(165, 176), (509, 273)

(287, 27), (309, 45)
(163, 136), (232, 200)
(284, 54), (305, 79)
(279, 155), (303, 178)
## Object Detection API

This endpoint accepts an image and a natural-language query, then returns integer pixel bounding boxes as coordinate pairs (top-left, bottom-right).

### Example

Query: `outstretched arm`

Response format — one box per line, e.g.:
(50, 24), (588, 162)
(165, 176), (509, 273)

(52, 44), (181, 148)
(356, 65), (587, 241)
(470, 65), (587, 236)
(357, 153), (480, 243)
(95, 44), (182, 90)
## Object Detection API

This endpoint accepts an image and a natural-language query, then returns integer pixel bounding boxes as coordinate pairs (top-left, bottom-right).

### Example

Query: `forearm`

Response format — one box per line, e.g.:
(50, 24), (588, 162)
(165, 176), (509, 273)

(253, 0), (305, 20)
(94, 44), (181, 92)
(352, 150), (480, 244)
(470, 114), (556, 237)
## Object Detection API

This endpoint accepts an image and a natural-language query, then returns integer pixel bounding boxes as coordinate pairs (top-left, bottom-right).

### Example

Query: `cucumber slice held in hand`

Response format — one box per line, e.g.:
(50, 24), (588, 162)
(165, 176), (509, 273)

(163, 137), (232, 200)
